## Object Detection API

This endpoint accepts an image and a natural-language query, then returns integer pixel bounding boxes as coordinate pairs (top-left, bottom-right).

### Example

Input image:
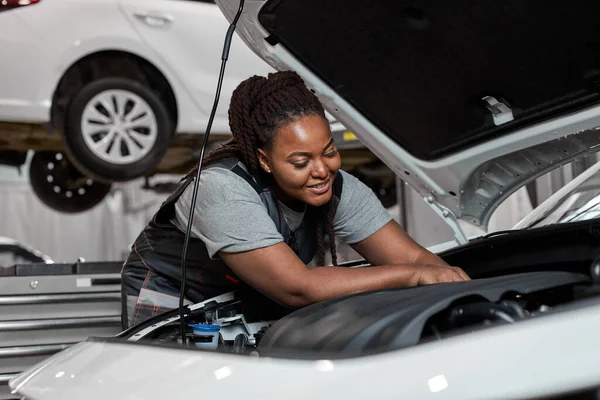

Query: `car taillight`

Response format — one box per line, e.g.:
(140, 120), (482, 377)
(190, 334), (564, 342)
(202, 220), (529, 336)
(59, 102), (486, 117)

(0, 0), (41, 12)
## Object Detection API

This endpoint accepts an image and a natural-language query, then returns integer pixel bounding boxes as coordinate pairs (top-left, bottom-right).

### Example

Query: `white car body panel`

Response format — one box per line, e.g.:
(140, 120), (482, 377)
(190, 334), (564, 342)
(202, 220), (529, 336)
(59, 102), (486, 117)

(0, 0), (275, 133)
(119, 0), (274, 133)
(0, 11), (52, 121)
(1, 0), (141, 122)
(11, 299), (600, 399)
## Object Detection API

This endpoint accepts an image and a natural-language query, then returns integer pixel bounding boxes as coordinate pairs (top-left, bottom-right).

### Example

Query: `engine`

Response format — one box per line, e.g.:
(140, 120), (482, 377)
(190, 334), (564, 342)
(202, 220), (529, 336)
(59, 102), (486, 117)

(254, 270), (595, 358)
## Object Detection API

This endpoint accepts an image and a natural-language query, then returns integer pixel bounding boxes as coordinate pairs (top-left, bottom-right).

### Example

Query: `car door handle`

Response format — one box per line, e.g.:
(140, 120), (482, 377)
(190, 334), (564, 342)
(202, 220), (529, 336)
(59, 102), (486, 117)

(133, 11), (174, 27)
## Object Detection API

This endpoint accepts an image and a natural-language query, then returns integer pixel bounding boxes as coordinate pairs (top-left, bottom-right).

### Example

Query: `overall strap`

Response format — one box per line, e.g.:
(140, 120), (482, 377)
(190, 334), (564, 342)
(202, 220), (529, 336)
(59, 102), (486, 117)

(230, 163), (268, 195)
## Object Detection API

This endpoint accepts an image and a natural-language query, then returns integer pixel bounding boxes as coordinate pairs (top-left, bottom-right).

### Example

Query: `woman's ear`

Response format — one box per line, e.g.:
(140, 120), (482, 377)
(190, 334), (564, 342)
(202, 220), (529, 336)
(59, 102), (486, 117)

(256, 149), (272, 174)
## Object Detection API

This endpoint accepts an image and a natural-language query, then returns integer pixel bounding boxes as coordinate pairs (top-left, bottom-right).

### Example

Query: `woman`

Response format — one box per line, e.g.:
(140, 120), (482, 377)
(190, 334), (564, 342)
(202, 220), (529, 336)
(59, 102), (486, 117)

(121, 71), (470, 328)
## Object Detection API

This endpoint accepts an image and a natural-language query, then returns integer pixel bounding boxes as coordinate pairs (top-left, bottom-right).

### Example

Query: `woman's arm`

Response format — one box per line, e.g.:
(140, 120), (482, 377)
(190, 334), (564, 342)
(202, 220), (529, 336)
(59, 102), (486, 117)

(350, 220), (449, 267)
(219, 241), (469, 309)
(331, 171), (449, 268)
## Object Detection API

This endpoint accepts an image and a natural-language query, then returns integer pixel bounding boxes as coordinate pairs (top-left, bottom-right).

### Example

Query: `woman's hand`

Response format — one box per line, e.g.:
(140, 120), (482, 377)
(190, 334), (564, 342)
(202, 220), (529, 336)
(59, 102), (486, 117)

(349, 220), (471, 286)
(409, 264), (471, 286)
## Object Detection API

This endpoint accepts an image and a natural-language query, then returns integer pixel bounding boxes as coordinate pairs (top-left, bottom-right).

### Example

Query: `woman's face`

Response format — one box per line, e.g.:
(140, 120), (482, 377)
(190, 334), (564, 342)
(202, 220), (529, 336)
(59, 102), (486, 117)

(257, 114), (342, 207)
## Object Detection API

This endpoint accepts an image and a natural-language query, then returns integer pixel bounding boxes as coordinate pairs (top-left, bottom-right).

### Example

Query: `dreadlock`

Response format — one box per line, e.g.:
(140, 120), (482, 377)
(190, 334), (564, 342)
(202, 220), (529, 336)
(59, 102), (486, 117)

(183, 70), (338, 266)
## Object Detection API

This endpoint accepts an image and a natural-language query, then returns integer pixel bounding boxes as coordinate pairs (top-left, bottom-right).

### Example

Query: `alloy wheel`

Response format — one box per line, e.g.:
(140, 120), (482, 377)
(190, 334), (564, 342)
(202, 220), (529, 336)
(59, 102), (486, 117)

(80, 90), (158, 165)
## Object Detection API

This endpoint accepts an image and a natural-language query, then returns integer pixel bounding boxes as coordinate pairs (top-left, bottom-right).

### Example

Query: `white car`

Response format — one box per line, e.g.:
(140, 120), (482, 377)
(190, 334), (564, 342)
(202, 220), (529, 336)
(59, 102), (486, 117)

(1, 0), (275, 211)
(10, 1), (600, 399)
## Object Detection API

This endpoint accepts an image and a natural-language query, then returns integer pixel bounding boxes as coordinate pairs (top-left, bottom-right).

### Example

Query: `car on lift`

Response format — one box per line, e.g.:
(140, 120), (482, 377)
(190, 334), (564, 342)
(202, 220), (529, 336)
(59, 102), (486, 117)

(0, 0), (274, 213)
(10, 1), (600, 399)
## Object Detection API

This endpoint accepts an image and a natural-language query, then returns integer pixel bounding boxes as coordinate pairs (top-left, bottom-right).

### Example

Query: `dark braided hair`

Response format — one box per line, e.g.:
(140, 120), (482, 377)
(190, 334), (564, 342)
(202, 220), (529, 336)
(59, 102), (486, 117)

(184, 70), (338, 266)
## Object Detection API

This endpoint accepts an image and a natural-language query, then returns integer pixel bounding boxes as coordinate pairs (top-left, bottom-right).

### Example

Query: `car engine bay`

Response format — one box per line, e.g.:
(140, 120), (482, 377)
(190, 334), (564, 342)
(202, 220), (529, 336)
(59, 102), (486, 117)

(123, 267), (598, 359)
(119, 220), (600, 359)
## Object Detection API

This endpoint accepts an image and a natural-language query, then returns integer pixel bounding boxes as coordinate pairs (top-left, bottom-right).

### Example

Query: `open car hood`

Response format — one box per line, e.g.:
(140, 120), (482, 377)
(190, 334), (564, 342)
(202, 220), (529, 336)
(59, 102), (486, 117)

(215, 0), (600, 242)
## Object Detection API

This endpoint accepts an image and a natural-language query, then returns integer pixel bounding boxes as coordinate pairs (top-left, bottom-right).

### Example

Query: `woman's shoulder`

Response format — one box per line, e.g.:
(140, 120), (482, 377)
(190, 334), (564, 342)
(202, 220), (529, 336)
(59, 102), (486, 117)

(336, 169), (362, 192)
(199, 160), (261, 200)
(336, 169), (382, 205)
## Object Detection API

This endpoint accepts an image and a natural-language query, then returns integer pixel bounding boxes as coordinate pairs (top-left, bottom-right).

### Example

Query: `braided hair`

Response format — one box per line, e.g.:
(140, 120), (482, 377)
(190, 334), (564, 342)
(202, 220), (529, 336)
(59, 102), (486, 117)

(184, 70), (338, 266)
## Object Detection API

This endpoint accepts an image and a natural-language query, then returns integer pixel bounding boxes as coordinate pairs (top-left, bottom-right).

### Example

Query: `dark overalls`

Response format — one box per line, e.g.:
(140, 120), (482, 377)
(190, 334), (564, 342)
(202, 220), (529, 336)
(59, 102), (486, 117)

(120, 157), (343, 329)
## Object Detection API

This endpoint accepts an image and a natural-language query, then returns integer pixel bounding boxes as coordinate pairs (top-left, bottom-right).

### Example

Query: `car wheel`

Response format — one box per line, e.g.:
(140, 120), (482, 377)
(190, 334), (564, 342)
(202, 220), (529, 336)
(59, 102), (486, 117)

(29, 151), (112, 214)
(62, 77), (174, 182)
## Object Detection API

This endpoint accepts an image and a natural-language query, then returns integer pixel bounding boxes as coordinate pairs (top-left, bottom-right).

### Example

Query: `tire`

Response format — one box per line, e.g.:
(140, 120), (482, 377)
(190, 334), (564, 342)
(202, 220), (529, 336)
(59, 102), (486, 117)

(29, 151), (112, 214)
(62, 77), (174, 183)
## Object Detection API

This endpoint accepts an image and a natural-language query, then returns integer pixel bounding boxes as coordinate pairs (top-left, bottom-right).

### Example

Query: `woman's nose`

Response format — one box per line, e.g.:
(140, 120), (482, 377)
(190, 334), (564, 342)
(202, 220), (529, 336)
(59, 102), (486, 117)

(311, 159), (328, 178)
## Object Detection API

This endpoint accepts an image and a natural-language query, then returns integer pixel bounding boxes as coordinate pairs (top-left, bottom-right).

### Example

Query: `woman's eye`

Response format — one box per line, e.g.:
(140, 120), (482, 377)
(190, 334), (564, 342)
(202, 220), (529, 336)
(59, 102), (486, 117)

(325, 150), (338, 158)
(292, 162), (308, 169)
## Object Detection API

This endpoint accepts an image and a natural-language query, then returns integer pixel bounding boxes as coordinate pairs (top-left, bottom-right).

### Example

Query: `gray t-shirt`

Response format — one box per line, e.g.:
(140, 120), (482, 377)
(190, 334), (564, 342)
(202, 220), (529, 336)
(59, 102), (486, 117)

(172, 164), (393, 260)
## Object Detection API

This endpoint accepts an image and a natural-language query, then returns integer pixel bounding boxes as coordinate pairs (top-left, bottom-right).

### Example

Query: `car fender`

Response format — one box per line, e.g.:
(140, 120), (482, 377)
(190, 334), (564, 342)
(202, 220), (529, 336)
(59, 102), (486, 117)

(37, 37), (200, 133)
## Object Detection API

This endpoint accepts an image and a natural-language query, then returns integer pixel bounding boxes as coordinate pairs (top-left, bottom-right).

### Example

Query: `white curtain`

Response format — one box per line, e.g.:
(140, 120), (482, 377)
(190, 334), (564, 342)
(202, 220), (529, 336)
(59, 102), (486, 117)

(0, 173), (168, 263)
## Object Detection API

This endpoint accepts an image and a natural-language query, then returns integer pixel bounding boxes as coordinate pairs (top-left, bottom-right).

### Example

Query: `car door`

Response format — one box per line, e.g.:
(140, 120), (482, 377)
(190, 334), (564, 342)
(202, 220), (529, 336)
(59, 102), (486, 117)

(0, 11), (51, 122)
(118, 0), (274, 129)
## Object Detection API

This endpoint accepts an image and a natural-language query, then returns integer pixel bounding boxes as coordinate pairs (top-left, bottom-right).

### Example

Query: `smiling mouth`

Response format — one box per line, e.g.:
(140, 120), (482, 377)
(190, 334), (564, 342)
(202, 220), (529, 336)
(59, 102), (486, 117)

(307, 178), (331, 195)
